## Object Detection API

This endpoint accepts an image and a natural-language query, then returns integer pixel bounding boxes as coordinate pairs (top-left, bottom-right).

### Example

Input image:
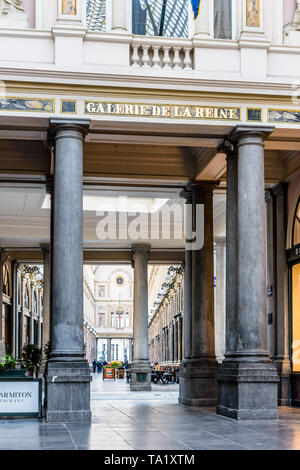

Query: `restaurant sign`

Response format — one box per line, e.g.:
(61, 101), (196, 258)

(85, 101), (241, 121)
(0, 379), (42, 417)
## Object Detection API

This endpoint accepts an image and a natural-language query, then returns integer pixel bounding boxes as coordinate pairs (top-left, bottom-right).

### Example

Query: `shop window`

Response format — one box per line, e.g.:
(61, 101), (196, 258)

(293, 198), (300, 246)
(291, 197), (300, 373)
(24, 286), (30, 310)
(132, 0), (188, 38)
(24, 316), (31, 345)
(17, 274), (21, 305)
(86, 0), (106, 31)
(2, 260), (10, 297)
(33, 291), (38, 313)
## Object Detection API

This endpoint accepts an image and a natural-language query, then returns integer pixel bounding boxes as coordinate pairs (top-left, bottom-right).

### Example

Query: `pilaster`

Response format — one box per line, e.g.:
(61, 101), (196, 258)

(52, 0), (86, 67)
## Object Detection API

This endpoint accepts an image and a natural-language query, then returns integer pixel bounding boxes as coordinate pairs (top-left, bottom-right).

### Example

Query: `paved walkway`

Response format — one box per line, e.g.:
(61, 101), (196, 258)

(0, 373), (300, 450)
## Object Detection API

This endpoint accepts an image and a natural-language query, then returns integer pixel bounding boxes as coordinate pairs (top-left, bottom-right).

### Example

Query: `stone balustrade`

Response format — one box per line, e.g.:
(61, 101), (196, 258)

(130, 38), (193, 70)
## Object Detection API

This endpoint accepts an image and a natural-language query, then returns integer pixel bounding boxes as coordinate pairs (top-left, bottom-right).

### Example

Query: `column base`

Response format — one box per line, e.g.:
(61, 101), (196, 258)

(178, 358), (218, 406)
(45, 360), (92, 423)
(217, 361), (279, 420)
(130, 361), (152, 391)
(273, 358), (291, 406)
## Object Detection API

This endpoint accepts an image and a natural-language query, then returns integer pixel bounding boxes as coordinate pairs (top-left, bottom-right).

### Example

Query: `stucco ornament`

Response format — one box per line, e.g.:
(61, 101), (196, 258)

(293, 0), (300, 30)
(1, 0), (24, 13)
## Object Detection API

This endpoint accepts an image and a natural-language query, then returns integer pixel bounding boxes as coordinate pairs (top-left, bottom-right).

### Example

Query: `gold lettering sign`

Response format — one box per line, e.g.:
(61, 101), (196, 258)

(85, 102), (241, 121)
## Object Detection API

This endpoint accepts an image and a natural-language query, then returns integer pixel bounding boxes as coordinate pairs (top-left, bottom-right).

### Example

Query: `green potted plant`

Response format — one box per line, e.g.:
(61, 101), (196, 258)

(0, 354), (26, 377)
(21, 344), (42, 378)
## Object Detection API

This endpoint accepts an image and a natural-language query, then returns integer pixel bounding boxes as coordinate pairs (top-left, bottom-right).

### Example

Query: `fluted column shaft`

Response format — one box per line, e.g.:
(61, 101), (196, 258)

(194, 0), (211, 38)
(111, 0), (127, 31)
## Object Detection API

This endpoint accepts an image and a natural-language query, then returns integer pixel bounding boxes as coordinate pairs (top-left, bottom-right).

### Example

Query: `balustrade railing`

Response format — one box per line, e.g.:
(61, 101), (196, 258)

(130, 38), (194, 71)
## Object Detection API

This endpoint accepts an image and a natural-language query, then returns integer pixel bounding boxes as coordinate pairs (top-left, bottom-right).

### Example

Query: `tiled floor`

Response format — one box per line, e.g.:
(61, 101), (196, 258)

(0, 373), (300, 450)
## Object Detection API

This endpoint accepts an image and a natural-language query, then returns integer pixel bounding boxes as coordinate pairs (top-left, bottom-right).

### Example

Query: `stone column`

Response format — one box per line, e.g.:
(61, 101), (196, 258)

(217, 126), (279, 420)
(193, 0), (211, 38)
(131, 245), (151, 391)
(45, 119), (91, 423)
(179, 183), (218, 406)
(272, 183), (291, 405)
(214, 237), (226, 362)
(111, 0), (127, 32)
(107, 338), (112, 362)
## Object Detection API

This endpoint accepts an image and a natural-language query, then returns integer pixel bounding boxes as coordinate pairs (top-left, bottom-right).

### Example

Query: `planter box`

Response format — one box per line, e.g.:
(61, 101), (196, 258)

(103, 368), (115, 380)
(0, 370), (27, 378)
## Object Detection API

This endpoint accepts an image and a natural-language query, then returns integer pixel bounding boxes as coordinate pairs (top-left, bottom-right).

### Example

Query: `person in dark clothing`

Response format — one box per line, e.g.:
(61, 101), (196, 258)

(92, 359), (97, 374)
(97, 360), (102, 374)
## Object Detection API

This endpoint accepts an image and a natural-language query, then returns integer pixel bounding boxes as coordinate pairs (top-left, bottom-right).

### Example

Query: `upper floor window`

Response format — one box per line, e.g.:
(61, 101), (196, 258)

(132, 0), (188, 38)
(98, 312), (105, 327)
(214, 0), (232, 40)
(87, 0), (106, 31)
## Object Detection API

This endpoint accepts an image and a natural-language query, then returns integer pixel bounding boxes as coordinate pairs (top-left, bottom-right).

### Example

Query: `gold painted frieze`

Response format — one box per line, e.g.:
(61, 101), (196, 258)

(0, 97), (54, 113)
(268, 109), (300, 123)
(84, 101), (241, 121)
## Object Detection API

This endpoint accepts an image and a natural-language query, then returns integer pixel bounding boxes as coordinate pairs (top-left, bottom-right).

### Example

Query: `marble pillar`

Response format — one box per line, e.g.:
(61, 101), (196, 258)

(217, 126), (279, 420)
(131, 245), (151, 391)
(214, 237), (226, 363)
(179, 183), (218, 406)
(45, 119), (91, 423)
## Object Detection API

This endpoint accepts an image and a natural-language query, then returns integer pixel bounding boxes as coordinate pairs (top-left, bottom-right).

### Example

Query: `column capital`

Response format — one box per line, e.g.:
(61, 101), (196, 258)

(265, 189), (274, 204)
(180, 189), (193, 203)
(40, 243), (50, 254)
(131, 244), (151, 256)
(187, 180), (220, 194)
(271, 182), (288, 199)
(221, 125), (275, 155)
(49, 118), (90, 142)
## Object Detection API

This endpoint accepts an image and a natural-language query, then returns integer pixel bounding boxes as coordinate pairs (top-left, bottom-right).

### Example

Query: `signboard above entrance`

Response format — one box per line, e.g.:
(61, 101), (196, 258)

(84, 101), (241, 121)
